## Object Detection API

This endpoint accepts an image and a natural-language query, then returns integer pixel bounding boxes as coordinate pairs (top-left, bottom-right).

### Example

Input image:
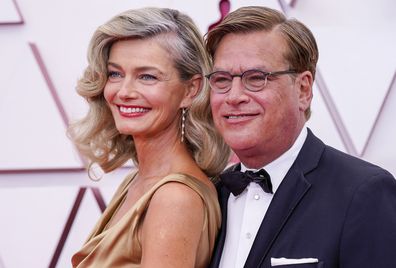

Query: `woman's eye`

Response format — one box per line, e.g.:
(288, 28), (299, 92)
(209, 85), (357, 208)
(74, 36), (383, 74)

(108, 71), (122, 79)
(138, 74), (158, 85)
(139, 74), (157, 81)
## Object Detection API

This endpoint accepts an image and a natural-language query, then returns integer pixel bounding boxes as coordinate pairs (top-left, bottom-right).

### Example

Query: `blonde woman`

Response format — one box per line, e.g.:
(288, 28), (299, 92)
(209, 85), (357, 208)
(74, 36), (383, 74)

(69, 7), (230, 268)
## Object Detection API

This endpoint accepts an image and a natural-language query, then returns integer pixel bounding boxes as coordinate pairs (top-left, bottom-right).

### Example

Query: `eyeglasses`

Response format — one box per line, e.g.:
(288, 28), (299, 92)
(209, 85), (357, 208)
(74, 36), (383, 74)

(205, 69), (297, 93)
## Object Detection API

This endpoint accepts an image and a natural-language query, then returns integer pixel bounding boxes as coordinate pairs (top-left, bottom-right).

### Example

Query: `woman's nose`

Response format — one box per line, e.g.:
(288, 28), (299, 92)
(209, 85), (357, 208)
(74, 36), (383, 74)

(118, 78), (138, 100)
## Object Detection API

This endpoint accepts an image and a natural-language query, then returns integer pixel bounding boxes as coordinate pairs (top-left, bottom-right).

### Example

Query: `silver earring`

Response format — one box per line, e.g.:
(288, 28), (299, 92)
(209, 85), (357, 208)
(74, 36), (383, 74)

(181, 108), (186, 142)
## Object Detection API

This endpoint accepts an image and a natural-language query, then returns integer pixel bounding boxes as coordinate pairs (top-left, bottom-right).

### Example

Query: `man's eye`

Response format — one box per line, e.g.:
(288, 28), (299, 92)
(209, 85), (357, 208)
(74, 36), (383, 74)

(213, 75), (231, 83)
(247, 74), (266, 81)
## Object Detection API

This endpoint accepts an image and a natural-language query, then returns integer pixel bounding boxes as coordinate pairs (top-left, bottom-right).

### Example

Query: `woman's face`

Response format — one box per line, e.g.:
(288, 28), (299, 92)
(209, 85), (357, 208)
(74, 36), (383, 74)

(103, 38), (189, 140)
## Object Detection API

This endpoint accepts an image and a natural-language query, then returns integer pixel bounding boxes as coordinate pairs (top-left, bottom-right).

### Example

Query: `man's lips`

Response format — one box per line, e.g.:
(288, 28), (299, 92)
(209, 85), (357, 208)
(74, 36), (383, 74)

(223, 112), (259, 119)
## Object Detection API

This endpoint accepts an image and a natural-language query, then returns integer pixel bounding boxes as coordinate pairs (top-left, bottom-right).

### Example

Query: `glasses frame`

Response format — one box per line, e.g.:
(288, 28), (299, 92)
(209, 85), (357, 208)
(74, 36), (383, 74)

(205, 69), (297, 93)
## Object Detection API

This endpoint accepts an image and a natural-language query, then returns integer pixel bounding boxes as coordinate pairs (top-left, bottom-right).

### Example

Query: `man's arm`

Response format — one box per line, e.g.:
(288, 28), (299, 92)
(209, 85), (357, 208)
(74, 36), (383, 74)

(340, 171), (396, 267)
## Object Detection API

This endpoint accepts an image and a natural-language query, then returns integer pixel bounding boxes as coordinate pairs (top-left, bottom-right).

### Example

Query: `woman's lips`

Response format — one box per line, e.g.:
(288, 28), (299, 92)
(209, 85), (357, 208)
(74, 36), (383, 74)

(118, 105), (150, 117)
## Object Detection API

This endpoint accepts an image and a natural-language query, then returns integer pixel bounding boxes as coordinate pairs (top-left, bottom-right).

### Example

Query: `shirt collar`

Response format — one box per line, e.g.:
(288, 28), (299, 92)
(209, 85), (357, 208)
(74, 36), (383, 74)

(241, 126), (308, 194)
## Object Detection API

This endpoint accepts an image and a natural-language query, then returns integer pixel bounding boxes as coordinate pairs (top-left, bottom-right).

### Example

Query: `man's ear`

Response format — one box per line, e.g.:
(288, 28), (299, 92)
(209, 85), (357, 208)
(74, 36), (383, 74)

(298, 71), (313, 112)
(180, 74), (202, 108)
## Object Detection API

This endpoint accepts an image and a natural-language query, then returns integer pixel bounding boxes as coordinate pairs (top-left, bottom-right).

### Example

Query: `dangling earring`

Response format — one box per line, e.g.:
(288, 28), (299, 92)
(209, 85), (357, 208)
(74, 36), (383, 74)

(181, 108), (186, 142)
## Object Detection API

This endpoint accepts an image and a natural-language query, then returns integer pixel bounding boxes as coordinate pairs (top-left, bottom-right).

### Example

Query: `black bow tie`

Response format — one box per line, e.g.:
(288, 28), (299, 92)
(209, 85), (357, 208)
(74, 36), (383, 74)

(220, 169), (273, 196)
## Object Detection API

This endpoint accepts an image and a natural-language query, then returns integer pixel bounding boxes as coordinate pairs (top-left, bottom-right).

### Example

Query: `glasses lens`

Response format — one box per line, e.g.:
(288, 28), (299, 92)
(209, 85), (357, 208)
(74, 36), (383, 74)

(210, 72), (232, 92)
(243, 70), (267, 91)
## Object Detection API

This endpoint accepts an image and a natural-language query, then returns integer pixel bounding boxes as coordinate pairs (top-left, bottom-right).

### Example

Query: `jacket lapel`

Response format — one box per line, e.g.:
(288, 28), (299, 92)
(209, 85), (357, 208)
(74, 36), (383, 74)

(244, 168), (311, 267)
(244, 129), (325, 267)
(209, 164), (239, 267)
(209, 185), (230, 267)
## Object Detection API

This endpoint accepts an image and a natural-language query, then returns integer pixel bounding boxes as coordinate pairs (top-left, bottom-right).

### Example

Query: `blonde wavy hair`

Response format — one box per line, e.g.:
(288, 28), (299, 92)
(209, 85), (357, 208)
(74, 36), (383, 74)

(68, 7), (230, 177)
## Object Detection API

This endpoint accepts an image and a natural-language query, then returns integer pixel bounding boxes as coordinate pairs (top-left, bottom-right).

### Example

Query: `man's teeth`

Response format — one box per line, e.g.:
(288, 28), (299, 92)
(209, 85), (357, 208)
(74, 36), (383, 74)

(228, 115), (245, 119)
(120, 107), (148, 113)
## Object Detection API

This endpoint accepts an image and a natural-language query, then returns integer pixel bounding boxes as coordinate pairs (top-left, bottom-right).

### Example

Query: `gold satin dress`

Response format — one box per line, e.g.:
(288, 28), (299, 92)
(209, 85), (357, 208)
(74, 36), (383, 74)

(71, 172), (221, 267)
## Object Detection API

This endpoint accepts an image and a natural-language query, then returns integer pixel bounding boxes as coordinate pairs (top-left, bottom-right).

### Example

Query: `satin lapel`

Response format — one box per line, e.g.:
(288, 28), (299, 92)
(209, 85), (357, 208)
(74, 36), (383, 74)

(209, 164), (239, 268)
(209, 185), (230, 268)
(244, 168), (311, 267)
(244, 129), (325, 267)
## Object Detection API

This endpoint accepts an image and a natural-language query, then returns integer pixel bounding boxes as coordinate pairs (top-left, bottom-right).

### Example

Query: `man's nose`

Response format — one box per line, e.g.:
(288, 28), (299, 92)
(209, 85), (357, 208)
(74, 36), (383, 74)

(225, 77), (249, 104)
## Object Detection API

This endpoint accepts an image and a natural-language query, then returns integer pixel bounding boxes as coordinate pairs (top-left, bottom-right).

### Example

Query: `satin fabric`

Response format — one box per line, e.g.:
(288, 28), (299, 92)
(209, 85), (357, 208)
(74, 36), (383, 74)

(72, 172), (221, 267)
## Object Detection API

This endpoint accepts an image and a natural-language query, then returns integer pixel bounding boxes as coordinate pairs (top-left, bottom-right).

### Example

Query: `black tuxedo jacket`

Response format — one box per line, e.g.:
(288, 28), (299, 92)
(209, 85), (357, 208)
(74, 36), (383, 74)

(210, 129), (396, 268)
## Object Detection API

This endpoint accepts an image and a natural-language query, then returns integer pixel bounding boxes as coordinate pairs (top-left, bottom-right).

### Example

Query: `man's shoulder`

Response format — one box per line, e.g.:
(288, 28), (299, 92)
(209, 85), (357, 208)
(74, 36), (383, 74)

(215, 163), (239, 187)
(309, 135), (394, 183)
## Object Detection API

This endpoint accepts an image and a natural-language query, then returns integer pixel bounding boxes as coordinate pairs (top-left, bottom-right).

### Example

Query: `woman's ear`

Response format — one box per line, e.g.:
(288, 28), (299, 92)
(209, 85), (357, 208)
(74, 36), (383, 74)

(180, 74), (202, 108)
(298, 71), (313, 113)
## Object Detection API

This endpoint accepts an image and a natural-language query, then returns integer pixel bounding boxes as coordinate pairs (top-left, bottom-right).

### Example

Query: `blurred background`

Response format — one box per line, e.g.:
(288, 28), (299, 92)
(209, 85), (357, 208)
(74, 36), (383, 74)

(0, 0), (395, 267)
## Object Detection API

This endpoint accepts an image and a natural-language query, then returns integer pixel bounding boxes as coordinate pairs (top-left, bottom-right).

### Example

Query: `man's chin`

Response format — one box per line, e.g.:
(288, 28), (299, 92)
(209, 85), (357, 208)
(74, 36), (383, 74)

(224, 137), (256, 152)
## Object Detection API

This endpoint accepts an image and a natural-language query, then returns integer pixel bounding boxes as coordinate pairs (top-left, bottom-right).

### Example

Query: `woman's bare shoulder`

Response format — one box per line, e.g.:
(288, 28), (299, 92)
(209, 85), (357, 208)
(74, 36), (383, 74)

(140, 182), (205, 267)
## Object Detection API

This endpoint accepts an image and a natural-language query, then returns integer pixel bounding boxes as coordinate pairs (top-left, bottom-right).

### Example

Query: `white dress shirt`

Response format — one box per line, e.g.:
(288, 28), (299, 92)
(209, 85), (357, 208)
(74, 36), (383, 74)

(219, 127), (308, 268)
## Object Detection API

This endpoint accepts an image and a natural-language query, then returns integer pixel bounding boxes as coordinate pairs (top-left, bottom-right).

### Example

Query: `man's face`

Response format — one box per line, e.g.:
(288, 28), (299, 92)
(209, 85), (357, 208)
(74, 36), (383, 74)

(210, 30), (311, 167)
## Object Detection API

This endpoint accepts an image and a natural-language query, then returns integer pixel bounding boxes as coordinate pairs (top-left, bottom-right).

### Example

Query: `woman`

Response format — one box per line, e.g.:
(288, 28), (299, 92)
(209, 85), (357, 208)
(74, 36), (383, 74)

(69, 7), (230, 268)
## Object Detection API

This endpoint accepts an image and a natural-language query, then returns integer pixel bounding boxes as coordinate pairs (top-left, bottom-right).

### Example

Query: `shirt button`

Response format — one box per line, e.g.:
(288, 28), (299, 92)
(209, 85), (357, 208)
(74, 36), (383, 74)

(246, 233), (252, 239)
(254, 194), (260, 200)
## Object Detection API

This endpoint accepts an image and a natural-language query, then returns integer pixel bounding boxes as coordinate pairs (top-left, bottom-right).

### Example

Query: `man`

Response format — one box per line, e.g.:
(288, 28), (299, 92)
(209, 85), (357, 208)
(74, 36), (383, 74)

(205, 6), (396, 268)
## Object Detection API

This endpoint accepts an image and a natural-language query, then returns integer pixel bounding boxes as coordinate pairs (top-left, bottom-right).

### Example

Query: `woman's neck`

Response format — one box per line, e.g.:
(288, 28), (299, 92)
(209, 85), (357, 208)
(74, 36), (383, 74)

(133, 134), (194, 180)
